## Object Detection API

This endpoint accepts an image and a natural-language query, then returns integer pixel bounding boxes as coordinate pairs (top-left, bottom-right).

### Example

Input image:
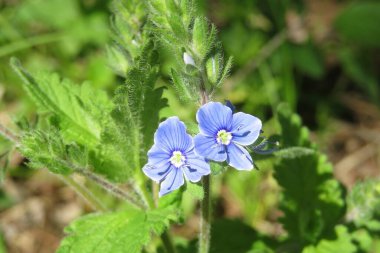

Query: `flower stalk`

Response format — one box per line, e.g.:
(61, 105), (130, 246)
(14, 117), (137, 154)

(199, 74), (211, 253)
(199, 174), (211, 253)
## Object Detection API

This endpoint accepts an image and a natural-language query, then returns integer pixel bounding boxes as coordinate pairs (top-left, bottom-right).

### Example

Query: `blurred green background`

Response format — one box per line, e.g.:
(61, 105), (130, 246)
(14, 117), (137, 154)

(0, 0), (379, 252)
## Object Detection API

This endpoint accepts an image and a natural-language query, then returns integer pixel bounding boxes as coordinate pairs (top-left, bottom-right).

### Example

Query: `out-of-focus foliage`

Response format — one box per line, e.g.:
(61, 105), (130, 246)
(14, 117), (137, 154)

(0, 0), (380, 253)
(347, 179), (380, 231)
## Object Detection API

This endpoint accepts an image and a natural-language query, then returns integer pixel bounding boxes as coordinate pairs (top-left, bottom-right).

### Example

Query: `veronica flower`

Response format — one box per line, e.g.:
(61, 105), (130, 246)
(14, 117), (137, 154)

(143, 117), (210, 196)
(194, 102), (262, 170)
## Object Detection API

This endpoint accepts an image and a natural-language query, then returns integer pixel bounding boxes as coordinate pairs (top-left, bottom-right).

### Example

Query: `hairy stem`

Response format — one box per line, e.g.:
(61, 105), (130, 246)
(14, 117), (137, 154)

(161, 230), (177, 253)
(199, 75), (211, 253)
(59, 175), (107, 212)
(199, 175), (211, 253)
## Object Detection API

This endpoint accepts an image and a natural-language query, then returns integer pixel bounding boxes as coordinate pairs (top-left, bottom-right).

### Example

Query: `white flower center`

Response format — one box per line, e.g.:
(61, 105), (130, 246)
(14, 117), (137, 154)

(216, 130), (232, 145)
(170, 151), (186, 168)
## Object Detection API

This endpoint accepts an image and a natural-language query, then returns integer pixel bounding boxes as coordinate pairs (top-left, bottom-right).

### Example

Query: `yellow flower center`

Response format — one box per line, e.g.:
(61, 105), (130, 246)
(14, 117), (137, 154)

(216, 130), (232, 145)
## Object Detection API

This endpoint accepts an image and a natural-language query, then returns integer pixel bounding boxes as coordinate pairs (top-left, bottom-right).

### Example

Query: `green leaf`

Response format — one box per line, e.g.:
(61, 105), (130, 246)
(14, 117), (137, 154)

(210, 219), (265, 253)
(275, 105), (345, 245)
(210, 162), (226, 176)
(291, 43), (324, 79)
(192, 17), (210, 59)
(335, 2), (380, 48)
(20, 129), (87, 175)
(170, 69), (195, 102)
(11, 58), (111, 148)
(0, 231), (7, 253)
(338, 48), (379, 102)
(108, 0), (148, 75)
(95, 40), (166, 182)
(216, 56), (233, 87)
(302, 226), (357, 253)
(276, 103), (313, 148)
(274, 147), (315, 159)
(57, 208), (177, 253)
(185, 182), (204, 200)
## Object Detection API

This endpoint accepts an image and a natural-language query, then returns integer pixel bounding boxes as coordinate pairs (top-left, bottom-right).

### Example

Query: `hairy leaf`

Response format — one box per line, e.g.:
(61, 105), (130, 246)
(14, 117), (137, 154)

(11, 58), (112, 148)
(20, 129), (88, 175)
(57, 208), (178, 253)
(96, 40), (166, 182)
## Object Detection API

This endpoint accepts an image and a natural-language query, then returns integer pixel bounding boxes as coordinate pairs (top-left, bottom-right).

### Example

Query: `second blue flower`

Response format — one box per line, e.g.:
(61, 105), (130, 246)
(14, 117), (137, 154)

(194, 102), (262, 170)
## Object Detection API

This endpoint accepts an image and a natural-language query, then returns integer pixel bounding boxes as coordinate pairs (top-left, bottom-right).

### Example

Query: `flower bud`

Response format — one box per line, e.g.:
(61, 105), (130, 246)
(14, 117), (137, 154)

(183, 52), (196, 66)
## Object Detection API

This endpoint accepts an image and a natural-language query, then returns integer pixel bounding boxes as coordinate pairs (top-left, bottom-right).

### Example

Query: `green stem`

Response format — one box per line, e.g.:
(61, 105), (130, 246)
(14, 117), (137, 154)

(137, 175), (177, 253)
(199, 175), (211, 253)
(198, 64), (212, 253)
(161, 230), (177, 253)
(0, 32), (65, 58)
(60, 175), (107, 212)
(0, 123), (19, 144)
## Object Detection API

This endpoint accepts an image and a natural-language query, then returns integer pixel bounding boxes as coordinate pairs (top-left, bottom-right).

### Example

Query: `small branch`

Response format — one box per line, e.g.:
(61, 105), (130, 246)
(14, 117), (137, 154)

(0, 123), (20, 145)
(59, 175), (107, 212)
(223, 31), (287, 93)
(75, 168), (147, 210)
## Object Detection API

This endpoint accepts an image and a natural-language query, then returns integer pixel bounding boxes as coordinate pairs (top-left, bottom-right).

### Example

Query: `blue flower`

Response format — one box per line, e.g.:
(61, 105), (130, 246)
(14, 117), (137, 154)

(194, 102), (262, 170)
(143, 117), (211, 196)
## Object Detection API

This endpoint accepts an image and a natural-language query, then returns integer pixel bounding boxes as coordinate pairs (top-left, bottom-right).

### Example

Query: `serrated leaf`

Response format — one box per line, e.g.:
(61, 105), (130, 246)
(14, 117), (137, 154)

(57, 208), (177, 253)
(96, 40), (166, 182)
(11, 58), (111, 148)
(277, 103), (313, 148)
(275, 105), (345, 245)
(20, 129), (87, 175)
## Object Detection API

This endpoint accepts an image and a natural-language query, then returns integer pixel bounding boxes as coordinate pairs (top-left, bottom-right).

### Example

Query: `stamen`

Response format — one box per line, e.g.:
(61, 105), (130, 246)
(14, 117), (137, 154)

(170, 151), (186, 168)
(216, 130), (232, 145)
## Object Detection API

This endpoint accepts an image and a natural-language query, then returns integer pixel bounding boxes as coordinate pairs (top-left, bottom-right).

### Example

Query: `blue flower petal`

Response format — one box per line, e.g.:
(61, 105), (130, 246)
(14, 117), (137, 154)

(154, 116), (193, 153)
(196, 102), (233, 136)
(142, 163), (172, 183)
(194, 134), (227, 162)
(231, 112), (262, 146)
(147, 144), (170, 168)
(226, 143), (253, 170)
(182, 153), (211, 182)
(159, 167), (184, 197)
